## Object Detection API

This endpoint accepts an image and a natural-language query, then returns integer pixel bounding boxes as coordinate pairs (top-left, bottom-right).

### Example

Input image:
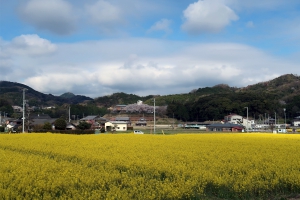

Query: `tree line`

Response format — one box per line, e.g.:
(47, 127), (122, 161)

(166, 92), (300, 123)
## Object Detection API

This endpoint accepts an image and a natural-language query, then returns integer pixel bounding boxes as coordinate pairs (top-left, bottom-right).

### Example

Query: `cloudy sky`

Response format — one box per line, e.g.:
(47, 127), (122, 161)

(1, 0), (300, 98)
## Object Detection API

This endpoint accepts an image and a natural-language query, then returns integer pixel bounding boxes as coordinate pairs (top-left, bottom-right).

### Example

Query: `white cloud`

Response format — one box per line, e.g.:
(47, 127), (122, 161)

(18, 0), (76, 35)
(5, 34), (56, 56)
(2, 34), (299, 97)
(85, 0), (124, 34)
(181, 0), (238, 34)
(147, 19), (172, 35)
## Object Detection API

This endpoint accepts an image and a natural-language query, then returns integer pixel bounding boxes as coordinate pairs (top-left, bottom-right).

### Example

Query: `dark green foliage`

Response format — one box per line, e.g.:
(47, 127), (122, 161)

(0, 81), (92, 106)
(29, 129), (94, 134)
(54, 118), (67, 130)
(69, 104), (107, 118)
(51, 130), (94, 134)
(94, 92), (155, 107)
(60, 92), (76, 99)
(0, 98), (14, 117)
(77, 121), (92, 130)
(43, 122), (52, 130)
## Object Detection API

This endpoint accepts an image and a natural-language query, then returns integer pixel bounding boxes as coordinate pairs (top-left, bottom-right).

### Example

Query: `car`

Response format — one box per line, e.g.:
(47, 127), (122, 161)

(134, 130), (144, 134)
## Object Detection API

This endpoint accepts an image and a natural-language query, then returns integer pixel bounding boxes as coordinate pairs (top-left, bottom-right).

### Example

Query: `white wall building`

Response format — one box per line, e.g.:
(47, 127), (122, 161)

(224, 114), (243, 124)
(105, 121), (128, 132)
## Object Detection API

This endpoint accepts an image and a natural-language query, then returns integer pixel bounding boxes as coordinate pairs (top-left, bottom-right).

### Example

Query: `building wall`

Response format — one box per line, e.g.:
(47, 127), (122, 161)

(294, 121), (300, 126)
(115, 124), (127, 131)
(225, 115), (243, 124)
(105, 122), (128, 131)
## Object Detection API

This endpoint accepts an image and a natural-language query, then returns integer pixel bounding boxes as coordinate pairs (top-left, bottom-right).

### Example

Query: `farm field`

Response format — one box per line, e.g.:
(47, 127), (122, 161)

(0, 133), (300, 199)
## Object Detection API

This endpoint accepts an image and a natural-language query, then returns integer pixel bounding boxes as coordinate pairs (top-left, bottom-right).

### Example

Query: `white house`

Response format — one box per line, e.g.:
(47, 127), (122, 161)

(105, 121), (128, 132)
(293, 116), (300, 127)
(12, 106), (23, 112)
(224, 114), (243, 124)
(224, 114), (252, 130)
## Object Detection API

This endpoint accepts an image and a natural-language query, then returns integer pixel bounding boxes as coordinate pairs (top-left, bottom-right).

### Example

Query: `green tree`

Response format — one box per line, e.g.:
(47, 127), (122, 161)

(77, 121), (92, 130)
(54, 118), (67, 130)
(43, 122), (52, 130)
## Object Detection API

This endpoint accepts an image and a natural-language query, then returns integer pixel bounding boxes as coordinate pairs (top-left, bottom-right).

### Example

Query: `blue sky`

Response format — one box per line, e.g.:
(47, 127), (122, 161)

(1, 0), (300, 98)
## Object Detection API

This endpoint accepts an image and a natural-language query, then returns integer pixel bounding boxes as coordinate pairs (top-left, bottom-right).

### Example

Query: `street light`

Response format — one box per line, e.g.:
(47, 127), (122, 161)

(244, 107), (248, 132)
(283, 108), (286, 132)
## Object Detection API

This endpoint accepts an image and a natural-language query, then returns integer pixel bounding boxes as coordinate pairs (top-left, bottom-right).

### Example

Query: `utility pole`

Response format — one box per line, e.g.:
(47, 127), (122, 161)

(153, 98), (156, 134)
(22, 89), (27, 133)
(274, 112), (276, 133)
(173, 113), (174, 129)
(244, 107), (248, 132)
(265, 113), (266, 124)
(69, 105), (71, 123)
(284, 108), (286, 132)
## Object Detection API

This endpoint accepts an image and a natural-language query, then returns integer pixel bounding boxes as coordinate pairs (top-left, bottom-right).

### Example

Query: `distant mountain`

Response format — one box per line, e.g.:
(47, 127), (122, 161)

(60, 92), (76, 99)
(0, 81), (92, 106)
(94, 92), (155, 107)
(240, 74), (300, 100)
(60, 92), (93, 104)
(160, 74), (300, 121)
(1, 74), (299, 121)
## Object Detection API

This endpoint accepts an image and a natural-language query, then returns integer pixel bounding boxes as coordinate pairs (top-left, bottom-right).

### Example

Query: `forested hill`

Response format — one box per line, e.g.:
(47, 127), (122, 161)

(93, 92), (155, 107)
(160, 74), (300, 122)
(0, 81), (93, 106)
(1, 74), (300, 122)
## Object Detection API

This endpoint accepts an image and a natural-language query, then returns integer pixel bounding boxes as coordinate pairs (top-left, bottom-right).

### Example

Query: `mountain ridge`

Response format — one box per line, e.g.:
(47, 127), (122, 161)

(1, 74), (300, 106)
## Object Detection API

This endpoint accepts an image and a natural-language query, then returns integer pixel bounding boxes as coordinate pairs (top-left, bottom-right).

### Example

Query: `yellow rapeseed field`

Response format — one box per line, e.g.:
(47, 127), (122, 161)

(0, 133), (299, 199)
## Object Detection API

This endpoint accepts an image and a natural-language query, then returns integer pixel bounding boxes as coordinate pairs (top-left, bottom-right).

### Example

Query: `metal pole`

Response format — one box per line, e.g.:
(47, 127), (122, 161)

(153, 98), (155, 134)
(247, 107), (248, 132)
(69, 106), (71, 123)
(284, 108), (286, 132)
(244, 107), (248, 132)
(274, 112), (276, 132)
(22, 89), (26, 133)
(0, 111), (2, 126)
(173, 113), (174, 129)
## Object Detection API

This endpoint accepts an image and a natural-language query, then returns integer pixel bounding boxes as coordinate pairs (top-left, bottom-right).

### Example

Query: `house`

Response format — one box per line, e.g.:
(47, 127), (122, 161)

(293, 116), (300, 127)
(79, 115), (108, 129)
(12, 106), (23, 112)
(115, 117), (131, 126)
(31, 114), (56, 127)
(224, 114), (243, 124)
(206, 123), (244, 132)
(224, 114), (252, 130)
(66, 123), (76, 130)
(135, 118), (147, 126)
(113, 105), (127, 113)
(105, 121), (128, 132)
(184, 122), (208, 130)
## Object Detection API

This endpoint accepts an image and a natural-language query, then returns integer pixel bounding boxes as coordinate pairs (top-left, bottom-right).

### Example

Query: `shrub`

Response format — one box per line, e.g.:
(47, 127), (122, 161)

(43, 122), (52, 130)
(77, 121), (92, 130)
(54, 118), (67, 130)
